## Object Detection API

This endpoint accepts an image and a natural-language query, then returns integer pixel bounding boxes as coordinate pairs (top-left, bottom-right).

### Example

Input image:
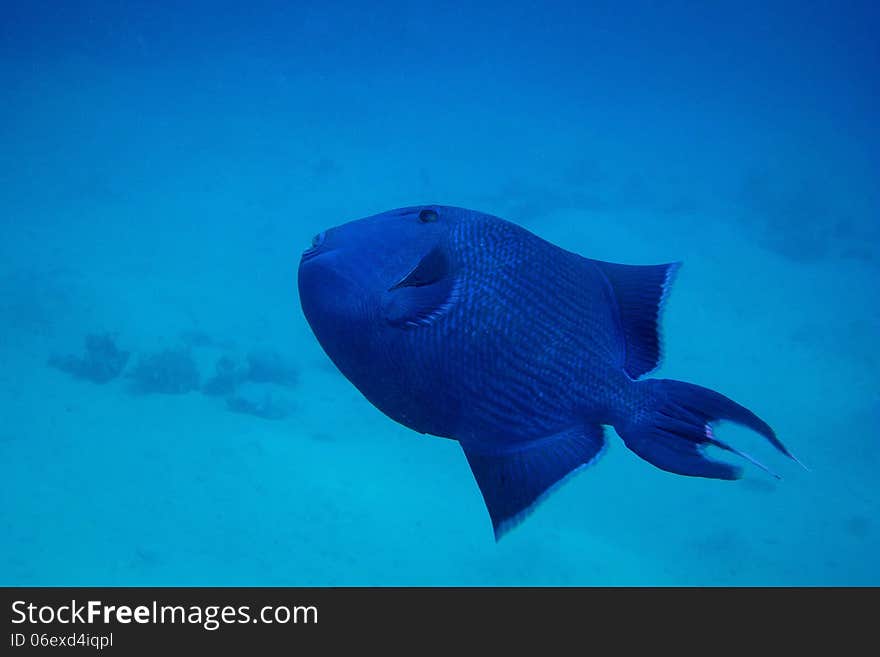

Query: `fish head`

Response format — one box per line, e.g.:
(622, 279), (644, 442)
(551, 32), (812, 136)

(297, 204), (461, 375)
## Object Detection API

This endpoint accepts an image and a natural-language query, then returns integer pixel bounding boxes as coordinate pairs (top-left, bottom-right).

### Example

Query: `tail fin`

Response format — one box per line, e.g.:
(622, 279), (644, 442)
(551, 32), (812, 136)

(616, 379), (802, 479)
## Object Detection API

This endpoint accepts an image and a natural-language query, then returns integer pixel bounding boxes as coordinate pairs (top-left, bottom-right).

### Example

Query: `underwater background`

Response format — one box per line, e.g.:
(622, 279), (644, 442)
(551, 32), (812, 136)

(1, 0), (877, 585)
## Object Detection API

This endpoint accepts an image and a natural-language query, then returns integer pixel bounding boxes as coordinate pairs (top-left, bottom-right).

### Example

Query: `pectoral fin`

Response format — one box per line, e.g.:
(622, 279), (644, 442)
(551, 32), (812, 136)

(383, 245), (459, 327)
(389, 245), (449, 290)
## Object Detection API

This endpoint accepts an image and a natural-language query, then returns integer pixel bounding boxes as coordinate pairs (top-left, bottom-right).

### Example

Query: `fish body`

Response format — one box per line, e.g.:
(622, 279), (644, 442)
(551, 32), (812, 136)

(298, 205), (798, 538)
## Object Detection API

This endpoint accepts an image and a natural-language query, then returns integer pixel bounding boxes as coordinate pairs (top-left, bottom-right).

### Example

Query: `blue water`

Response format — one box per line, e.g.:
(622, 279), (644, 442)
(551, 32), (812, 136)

(1, 0), (877, 585)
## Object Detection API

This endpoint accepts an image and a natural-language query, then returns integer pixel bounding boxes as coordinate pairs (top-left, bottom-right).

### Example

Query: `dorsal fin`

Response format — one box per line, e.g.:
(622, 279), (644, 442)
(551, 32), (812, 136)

(590, 259), (680, 379)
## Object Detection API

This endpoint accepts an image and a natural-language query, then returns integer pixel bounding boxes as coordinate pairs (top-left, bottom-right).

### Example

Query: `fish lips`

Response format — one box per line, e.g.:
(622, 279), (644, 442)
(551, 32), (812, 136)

(300, 243), (327, 264)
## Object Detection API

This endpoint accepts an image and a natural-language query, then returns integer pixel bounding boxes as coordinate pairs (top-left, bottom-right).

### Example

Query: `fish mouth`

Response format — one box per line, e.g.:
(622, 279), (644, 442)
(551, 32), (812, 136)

(300, 243), (333, 264)
(300, 247), (324, 264)
(300, 230), (328, 263)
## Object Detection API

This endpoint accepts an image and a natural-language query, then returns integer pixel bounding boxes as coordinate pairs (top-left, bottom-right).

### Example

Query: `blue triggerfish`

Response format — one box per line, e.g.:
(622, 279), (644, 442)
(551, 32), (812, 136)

(298, 205), (801, 539)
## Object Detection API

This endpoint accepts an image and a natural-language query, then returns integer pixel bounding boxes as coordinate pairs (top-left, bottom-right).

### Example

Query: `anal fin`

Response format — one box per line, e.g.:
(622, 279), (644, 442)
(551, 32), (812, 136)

(462, 425), (606, 540)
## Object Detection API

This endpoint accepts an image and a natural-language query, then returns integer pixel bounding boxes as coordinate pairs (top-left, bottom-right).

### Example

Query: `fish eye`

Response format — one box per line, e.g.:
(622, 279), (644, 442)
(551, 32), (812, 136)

(418, 208), (439, 223)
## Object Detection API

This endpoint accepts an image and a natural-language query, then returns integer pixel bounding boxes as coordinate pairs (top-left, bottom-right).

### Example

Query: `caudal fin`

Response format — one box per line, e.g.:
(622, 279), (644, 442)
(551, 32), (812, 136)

(616, 379), (802, 479)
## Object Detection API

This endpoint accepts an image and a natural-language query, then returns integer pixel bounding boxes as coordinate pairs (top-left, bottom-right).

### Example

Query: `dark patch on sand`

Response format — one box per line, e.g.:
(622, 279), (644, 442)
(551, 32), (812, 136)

(48, 333), (130, 384)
